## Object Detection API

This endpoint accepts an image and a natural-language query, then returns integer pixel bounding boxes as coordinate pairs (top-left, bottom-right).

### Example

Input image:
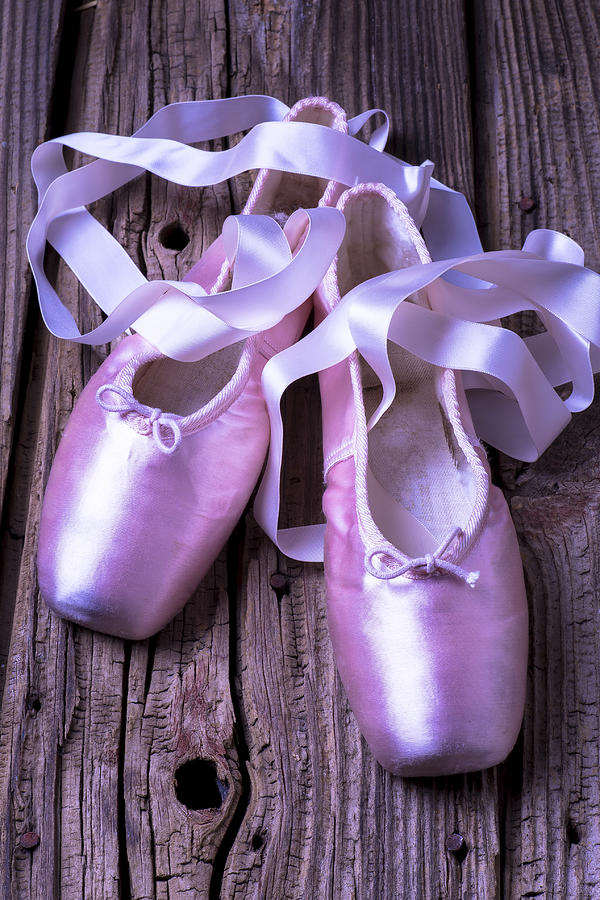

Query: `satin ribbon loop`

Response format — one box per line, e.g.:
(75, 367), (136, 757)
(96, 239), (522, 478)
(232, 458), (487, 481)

(32, 97), (600, 565)
(96, 383), (183, 455)
(255, 228), (600, 564)
(27, 94), (490, 367)
(347, 108), (390, 150)
(339, 234), (600, 461)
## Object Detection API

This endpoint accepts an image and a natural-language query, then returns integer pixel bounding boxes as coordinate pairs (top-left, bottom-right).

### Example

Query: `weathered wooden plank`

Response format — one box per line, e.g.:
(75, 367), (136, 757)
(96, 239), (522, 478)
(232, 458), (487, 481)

(224, 516), (501, 899)
(0, 0), (65, 501)
(473, 0), (600, 265)
(0, 0), (66, 700)
(0, 215), (125, 900)
(116, 3), (242, 892)
(473, 2), (600, 897)
(5, 0), (599, 895)
(0, 1), (245, 897)
(222, 2), (501, 897)
(123, 571), (241, 899)
(507, 488), (600, 899)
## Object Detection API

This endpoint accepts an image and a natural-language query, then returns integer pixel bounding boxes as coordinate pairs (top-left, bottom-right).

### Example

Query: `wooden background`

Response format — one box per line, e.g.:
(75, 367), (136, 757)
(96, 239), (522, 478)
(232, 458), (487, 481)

(1, 0), (599, 897)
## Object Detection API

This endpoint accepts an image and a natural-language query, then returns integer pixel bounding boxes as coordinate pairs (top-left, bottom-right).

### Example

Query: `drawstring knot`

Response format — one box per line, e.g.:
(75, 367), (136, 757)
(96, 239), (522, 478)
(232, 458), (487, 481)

(365, 527), (480, 588)
(96, 383), (182, 455)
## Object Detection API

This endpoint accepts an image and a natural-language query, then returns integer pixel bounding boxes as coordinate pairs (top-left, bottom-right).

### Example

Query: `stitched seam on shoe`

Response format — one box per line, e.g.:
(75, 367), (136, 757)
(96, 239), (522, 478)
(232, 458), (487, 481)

(179, 339), (255, 434)
(439, 368), (490, 560)
(258, 337), (283, 360)
(323, 440), (354, 480)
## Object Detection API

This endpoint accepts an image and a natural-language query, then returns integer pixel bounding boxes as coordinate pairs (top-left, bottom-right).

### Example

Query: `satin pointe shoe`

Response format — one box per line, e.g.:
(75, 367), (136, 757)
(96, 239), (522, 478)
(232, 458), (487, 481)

(256, 179), (600, 776)
(313, 183), (529, 776)
(37, 96), (350, 640)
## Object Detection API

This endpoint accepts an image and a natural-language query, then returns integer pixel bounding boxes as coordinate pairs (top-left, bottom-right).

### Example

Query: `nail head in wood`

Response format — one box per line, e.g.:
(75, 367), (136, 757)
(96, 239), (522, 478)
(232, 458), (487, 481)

(518, 196), (536, 212)
(270, 573), (288, 593)
(445, 832), (468, 861)
(18, 832), (40, 850)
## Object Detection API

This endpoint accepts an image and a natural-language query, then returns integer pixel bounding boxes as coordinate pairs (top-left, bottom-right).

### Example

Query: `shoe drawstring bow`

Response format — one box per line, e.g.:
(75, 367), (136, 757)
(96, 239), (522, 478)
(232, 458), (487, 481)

(365, 527), (480, 588)
(96, 383), (182, 455)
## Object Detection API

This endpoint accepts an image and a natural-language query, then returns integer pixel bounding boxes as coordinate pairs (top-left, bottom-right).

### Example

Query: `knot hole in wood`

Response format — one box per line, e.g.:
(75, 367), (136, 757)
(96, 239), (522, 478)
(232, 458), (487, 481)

(158, 221), (190, 251)
(174, 758), (229, 811)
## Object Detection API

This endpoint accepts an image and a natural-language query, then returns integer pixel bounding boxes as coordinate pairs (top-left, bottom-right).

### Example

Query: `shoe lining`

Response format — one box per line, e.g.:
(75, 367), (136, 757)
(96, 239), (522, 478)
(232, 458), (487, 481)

(339, 192), (476, 548)
(132, 342), (244, 418)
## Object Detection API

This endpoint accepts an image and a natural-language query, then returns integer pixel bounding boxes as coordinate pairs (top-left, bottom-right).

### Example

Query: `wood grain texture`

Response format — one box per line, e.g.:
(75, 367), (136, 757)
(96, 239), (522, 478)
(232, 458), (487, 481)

(473, 2), (600, 898)
(1, 0), (600, 896)
(223, 2), (500, 898)
(0, 0), (65, 704)
(473, 0), (600, 264)
(0, 0), (64, 502)
(0, 1), (242, 897)
(507, 492), (600, 898)
(223, 517), (501, 899)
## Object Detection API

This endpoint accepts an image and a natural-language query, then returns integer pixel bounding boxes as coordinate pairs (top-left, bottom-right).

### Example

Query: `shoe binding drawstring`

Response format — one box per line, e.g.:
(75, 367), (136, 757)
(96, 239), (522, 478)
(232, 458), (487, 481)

(365, 527), (480, 588)
(96, 383), (182, 455)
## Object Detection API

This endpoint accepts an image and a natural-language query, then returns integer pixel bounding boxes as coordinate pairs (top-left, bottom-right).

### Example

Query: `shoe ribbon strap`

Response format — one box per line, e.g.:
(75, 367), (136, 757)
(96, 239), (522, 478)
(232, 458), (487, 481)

(254, 230), (600, 562)
(27, 95), (482, 359)
(26, 96), (411, 358)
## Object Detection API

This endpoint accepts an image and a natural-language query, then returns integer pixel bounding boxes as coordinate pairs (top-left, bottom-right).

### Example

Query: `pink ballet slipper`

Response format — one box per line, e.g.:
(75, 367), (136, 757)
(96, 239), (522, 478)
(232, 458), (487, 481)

(37, 97), (349, 640)
(255, 175), (600, 776)
(313, 183), (528, 776)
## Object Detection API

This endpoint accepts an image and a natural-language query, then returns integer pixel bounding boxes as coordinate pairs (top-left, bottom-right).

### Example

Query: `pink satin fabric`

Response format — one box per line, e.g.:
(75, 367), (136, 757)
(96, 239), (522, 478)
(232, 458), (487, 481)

(311, 183), (529, 776)
(37, 269), (314, 640)
(322, 457), (528, 776)
(37, 332), (271, 639)
(37, 96), (344, 640)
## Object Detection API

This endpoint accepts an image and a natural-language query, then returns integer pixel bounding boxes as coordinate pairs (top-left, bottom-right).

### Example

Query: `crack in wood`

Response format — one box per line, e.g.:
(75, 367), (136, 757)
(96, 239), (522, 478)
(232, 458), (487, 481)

(118, 642), (133, 899)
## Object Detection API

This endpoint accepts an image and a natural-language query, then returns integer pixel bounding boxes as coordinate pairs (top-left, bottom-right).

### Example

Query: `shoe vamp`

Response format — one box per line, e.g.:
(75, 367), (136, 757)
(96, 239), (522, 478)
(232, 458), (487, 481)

(323, 462), (528, 775)
(38, 370), (269, 629)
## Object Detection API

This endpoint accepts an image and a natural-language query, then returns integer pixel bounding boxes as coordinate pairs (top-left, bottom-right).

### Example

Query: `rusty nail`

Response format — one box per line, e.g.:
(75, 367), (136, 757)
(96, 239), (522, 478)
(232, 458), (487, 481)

(519, 196), (536, 212)
(270, 573), (288, 593)
(19, 832), (40, 850)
